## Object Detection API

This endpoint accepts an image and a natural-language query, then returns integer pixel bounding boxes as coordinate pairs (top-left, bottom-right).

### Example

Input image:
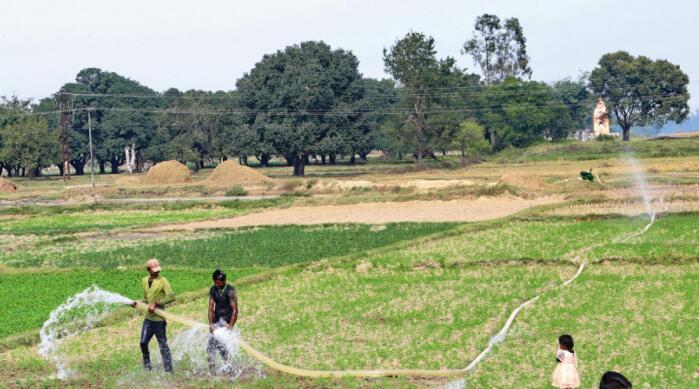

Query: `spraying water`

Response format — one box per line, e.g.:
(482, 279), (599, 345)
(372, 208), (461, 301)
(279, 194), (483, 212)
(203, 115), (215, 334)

(169, 324), (264, 380)
(39, 285), (133, 379)
(39, 286), (261, 382)
(624, 152), (655, 219)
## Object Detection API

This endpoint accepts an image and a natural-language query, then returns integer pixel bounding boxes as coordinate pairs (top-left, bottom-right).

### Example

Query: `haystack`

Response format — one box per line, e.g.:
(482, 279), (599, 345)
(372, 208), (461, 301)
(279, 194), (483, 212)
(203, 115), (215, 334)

(498, 172), (548, 191)
(145, 160), (192, 185)
(0, 177), (17, 192)
(206, 160), (272, 187)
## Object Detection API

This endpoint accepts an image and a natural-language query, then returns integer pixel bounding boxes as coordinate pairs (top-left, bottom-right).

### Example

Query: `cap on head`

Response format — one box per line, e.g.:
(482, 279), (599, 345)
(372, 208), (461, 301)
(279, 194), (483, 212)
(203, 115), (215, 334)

(146, 258), (161, 272)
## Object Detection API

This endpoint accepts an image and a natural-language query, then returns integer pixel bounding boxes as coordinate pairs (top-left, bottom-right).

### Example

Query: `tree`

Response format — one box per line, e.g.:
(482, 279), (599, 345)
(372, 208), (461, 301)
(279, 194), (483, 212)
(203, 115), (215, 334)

(589, 51), (690, 141)
(478, 77), (572, 150)
(383, 32), (470, 168)
(236, 41), (364, 176)
(0, 117), (60, 178)
(346, 78), (397, 162)
(454, 119), (489, 164)
(0, 95), (33, 176)
(552, 76), (593, 131)
(36, 68), (164, 174)
(462, 14), (532, 85)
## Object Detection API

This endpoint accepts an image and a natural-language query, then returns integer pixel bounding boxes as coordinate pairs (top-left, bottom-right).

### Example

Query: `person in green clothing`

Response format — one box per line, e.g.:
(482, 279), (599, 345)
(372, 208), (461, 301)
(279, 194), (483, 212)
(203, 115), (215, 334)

(130, 258), (175, 372)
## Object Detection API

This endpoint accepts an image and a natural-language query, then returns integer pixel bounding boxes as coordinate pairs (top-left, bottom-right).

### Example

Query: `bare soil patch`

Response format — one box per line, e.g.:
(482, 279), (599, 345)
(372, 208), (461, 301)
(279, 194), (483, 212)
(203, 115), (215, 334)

(0, 178), (17, 192)
(147, 196), (561, 231)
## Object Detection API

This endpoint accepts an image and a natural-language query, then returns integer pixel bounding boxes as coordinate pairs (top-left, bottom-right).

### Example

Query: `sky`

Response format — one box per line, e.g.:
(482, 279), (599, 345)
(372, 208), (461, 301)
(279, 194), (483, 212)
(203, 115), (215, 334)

(1, 0), (698, 110)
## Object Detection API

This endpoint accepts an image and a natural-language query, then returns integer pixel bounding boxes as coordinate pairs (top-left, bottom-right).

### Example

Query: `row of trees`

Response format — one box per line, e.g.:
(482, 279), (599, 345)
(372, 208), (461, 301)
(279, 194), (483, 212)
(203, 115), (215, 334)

(0, 13), (690, 177)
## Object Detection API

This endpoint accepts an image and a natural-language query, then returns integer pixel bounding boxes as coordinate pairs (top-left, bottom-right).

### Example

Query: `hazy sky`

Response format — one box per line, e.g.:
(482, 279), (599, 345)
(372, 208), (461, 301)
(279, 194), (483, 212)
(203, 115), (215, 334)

(1, 0), (697, 109)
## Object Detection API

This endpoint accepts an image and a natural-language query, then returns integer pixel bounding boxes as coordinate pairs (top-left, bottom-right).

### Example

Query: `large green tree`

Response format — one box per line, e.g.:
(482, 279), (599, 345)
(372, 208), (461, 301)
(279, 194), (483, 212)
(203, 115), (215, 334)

(589, 51), (690, 141)
(462, 14), (532, 85)
(0, 117), (59, 178)
(0, 95), (34, 176)
(552, 76), (593, 131)
(36, 68), (164, 174)
(383, 32), (473, 168)
(236, 41), (364, 176)
(478, 77), (572, 150)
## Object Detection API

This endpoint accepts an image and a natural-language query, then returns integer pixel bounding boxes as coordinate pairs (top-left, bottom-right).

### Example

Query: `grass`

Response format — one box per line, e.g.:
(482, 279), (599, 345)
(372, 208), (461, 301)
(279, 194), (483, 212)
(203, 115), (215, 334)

(0, 223), (458, 338)
(210, 265), (576, 370)
(0, 267), (261, 339)
(368, 215), (674, 269)
(491, 137), (699, 163)
(0, 223), (458, 268)
(0, 198), (289, 235)
(0, 212), (697, 387)
(468, 263), (699, 388)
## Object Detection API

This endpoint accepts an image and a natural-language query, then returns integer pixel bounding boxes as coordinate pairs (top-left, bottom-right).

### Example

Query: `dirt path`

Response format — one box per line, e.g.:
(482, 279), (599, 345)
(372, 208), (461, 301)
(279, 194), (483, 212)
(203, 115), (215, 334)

(146, 196), (561, 231)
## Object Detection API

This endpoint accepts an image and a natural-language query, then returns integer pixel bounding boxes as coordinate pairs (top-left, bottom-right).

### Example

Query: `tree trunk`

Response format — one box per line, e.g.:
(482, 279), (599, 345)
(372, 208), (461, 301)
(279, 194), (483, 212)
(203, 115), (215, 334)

(99, 161), (106, 174)
(329, 155), (336, 165)
(57, 163), (63, 177)
(359, 152), (368, 161)
(258, 154), (270, 167)
(292, 155), (306, 177)
(110, 158), (120, 174)
(461, 147), (466, 167)
(349, 154), (356, 164)
(415, 149), (424, 170)
(622, 125), (631, 141)
(320, 155), (326, 165)
(72, 160), (85, 176)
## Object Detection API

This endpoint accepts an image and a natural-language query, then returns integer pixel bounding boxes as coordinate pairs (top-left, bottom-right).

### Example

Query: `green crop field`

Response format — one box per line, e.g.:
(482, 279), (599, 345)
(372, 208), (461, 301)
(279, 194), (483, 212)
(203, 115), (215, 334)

(1, 209), (697, 387)
(0, 222), (457, 340)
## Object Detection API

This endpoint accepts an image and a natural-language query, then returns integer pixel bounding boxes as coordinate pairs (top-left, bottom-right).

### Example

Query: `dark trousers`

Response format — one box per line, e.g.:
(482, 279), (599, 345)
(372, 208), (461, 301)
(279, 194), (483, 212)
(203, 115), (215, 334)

(207, 335), (229, 371)
(139, 319), (173, 372)
(207, 315), (231, 371)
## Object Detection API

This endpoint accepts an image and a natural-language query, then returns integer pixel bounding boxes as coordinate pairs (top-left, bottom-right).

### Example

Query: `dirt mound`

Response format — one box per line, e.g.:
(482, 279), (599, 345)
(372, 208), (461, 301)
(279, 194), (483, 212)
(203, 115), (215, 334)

(205, 160), (272, 187)
(499, 172), (548, 191)
(0, 177), (17, 192)
(145, 160), (192, 185)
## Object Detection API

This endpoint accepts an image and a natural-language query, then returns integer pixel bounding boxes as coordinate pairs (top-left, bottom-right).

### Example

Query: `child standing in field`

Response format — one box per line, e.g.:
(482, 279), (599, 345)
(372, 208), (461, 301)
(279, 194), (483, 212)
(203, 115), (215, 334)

(552, 334), (581, 388)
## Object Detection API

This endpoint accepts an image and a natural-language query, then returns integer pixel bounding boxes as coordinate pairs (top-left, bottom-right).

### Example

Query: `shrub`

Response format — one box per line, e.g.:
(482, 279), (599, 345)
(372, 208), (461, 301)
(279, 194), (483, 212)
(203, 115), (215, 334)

(225, 186), (248, 196)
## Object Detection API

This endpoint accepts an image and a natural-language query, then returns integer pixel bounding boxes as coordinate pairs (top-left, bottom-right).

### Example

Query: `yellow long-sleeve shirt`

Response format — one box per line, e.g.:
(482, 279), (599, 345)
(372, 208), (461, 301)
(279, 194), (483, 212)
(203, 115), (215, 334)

(140, 276), (175, 321)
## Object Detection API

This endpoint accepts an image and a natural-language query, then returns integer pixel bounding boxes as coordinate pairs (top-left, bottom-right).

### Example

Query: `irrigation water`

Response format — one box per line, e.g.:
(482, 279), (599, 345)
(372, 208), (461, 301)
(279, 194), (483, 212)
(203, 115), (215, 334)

(39, 287), (261, 382)
(39, 285), (132, 379)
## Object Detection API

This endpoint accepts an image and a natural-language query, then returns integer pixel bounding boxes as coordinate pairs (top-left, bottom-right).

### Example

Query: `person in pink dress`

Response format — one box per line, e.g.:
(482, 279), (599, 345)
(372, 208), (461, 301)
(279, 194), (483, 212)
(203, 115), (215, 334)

(552, 334), (581, 388)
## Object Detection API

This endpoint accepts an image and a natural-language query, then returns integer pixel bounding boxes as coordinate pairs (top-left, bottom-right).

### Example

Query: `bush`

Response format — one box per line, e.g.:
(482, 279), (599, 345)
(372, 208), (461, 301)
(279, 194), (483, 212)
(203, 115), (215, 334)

(225, 186), (248, 196)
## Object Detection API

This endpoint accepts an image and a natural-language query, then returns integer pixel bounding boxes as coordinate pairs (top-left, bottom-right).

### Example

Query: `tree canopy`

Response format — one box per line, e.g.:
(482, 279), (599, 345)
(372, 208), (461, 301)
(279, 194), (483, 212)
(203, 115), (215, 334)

(462, 14), (532, 85)
(589, 51), (690, 141)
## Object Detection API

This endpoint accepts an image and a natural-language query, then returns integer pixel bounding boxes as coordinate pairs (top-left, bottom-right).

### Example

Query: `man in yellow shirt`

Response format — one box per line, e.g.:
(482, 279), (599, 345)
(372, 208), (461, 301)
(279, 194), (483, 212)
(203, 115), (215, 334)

(131, 259), (175, 372)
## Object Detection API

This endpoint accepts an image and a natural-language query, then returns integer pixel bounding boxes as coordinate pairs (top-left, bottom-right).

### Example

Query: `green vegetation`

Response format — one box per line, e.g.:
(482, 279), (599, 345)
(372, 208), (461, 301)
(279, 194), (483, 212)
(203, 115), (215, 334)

(225, 185), (248, 196)
(469, 264), (699, 387)
(0, 222), (457, 338)
(492, 137), (699, 162)
(0, 198), (287, 235)
(1, 223), (457, 268)
(0, 268), (241, 339)
(218, 265), (574, 370)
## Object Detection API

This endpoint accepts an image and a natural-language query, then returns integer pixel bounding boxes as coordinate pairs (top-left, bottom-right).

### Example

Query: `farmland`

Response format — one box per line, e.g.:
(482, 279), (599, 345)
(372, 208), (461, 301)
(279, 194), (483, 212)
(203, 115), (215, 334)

(0, 140), (698, 388)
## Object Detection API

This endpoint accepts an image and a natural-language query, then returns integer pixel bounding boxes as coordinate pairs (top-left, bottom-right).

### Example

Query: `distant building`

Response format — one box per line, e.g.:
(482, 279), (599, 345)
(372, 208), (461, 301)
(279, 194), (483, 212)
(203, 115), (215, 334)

(593, 99), (611, 137)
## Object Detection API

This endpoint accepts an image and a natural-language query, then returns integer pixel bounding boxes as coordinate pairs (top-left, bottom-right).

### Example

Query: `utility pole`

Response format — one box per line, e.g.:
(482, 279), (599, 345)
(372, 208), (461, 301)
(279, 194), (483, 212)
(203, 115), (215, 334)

(87, 109), (96, 198)
(59, 92), (70, 181)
